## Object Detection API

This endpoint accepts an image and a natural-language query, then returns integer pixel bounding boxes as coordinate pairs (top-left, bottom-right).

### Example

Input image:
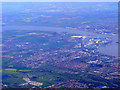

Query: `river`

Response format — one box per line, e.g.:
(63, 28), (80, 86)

(2, 25), (118, 57)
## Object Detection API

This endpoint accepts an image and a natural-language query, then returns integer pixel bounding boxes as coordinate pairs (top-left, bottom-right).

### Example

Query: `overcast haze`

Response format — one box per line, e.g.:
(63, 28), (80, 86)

(1, 0), (119, 2)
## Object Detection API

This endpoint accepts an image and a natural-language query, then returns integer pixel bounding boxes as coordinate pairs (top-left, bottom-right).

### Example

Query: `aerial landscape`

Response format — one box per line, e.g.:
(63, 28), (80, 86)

(1, 2), (119, 88)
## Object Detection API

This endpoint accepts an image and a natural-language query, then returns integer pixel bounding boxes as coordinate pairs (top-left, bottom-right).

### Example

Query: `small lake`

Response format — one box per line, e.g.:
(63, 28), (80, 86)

(2, 75), (11, 79)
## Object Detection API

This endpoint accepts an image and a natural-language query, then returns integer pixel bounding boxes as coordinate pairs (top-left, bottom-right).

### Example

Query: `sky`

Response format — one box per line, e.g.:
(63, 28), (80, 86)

(1, 0), (120, 2)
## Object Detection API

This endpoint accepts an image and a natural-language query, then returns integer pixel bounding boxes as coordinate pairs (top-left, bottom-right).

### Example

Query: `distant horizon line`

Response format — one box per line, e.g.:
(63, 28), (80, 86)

(0, 1), (120, 3)
(1, 0), (120, 2)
